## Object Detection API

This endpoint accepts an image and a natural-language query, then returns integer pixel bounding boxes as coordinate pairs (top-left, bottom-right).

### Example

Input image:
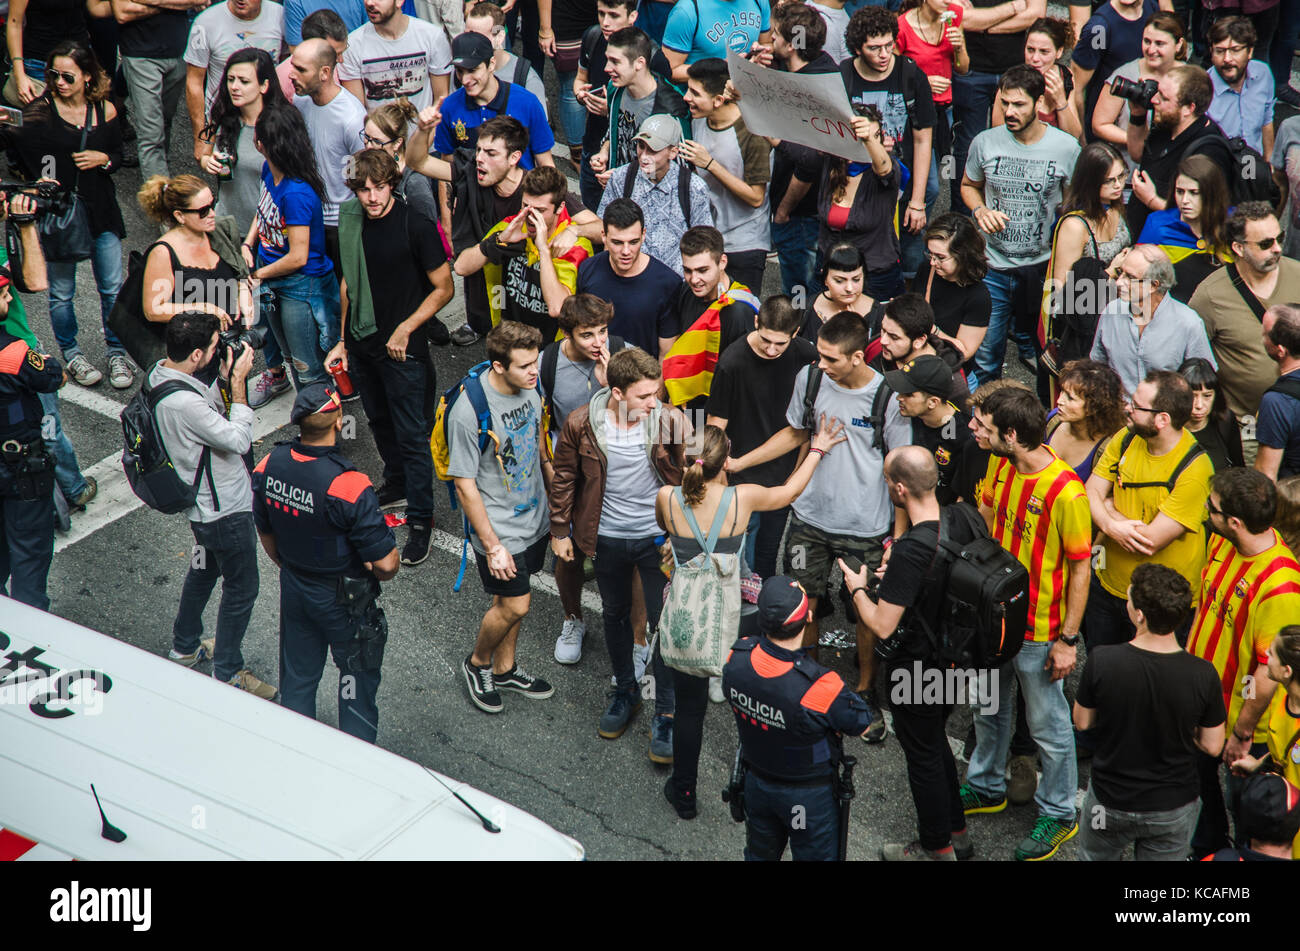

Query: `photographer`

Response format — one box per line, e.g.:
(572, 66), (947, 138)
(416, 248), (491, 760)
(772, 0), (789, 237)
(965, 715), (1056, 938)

(1125, 64), (1233, 239)
(841, 446), (979, 861)
(148, 310), (276, 701)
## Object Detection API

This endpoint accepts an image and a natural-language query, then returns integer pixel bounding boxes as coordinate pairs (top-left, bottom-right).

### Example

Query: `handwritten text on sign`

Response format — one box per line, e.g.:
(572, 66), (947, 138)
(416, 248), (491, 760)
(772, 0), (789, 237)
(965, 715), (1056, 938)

(726, 51), (869, 163)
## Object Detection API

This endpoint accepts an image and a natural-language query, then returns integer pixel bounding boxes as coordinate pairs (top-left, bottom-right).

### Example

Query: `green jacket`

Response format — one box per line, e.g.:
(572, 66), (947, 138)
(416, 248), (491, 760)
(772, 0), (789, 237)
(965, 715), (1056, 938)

(337, 197), (378, 340)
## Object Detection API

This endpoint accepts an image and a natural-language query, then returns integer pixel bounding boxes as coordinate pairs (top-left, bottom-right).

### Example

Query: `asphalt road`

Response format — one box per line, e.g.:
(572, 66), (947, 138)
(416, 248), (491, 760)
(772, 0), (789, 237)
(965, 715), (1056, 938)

(26, 33), (1300, 861)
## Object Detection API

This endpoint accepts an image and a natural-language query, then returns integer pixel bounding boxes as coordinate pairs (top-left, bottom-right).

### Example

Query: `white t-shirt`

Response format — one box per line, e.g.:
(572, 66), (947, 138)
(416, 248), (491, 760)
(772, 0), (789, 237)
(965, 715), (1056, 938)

(806, 1), (849, 64)
(337, 15), (452, 113)
(294, 88), (367, 226)
(599, 416), (662, 538)
(183, 1), (286, 116)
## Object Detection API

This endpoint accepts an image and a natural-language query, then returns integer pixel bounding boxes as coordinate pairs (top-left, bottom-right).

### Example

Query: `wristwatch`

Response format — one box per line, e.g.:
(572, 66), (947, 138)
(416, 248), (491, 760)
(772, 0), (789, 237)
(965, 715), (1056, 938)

(1058, 632), (1081, 647)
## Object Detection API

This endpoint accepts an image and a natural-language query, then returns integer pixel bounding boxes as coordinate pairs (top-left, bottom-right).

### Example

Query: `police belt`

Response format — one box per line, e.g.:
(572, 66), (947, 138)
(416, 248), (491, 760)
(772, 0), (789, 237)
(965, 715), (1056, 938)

(0, 437), (44, 463)
(742, 761), (836, 787)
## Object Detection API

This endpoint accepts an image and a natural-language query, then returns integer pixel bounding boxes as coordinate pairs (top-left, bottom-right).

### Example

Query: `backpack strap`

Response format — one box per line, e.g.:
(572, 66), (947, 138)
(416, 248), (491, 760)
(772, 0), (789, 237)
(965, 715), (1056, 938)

(1226, 263), (1268, 323)
(463, 367), (497, 457)
(702, 486), (736, 555)
(622, 161), (638, 200)
(1266, 375), (1300, 403)
(539, 340), (561, 425)
(800, 364), (824, 431)
(677, 162), (692, 227)
(145, 377), (219, 511)
(512, 55), (530, 88)
(869, 376), (893, 453)
(1119, 438), (1207, 492)
(674, 486), (711, 552)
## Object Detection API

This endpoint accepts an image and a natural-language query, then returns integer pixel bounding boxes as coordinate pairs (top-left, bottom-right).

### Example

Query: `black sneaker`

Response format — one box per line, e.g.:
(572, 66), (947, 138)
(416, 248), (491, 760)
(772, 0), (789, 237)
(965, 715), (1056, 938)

(493, 665), (554, 699)
(375, 483), (407, 509)
(463, 655), (502, 714)
(664, 778), (697, 820)
(859, 688), (886, 744)
(401, 521), (432, 566)
(450, 323), (479, 347)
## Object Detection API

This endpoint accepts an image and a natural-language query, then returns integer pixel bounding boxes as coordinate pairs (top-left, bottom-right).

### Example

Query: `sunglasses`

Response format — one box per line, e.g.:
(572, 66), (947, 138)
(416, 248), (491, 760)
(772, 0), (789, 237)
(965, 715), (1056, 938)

(181, 202), (216, 218)
(50, 70), (79, 86)
(1243, 232), (1284, 250)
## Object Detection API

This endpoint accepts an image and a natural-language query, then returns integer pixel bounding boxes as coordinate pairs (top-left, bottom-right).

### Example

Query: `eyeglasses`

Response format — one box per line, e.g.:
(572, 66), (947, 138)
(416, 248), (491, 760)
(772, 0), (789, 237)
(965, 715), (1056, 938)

(1129, 403), (1156, 414)
(1206, 497), (1223, 516)
(862, 42), (894, 55)
(1103, 172), (1128, 186)
(362, 131), (395, 147)
(927, 251), (951, 264)
(50, 70), (78, 86)
(1211, 43), (1249, 57)
(1243, 232), (1284, 250)
(181, 202), (216, 218)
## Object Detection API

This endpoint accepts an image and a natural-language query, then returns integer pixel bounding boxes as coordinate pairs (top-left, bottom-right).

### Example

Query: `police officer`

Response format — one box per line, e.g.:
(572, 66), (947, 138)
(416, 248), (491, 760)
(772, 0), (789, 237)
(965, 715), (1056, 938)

(252, 383), (400, 743)
(0, 265), (62, 611)
(723, 575), (873, 861)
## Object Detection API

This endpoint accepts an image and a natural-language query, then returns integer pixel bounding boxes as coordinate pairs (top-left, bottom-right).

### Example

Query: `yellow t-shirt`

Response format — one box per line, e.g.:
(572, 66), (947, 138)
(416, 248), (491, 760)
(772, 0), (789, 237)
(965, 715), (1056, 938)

(1187, 531), (1300, 739)
(1094, 427), (1215, 603)
(1262, 687), (1300, 858)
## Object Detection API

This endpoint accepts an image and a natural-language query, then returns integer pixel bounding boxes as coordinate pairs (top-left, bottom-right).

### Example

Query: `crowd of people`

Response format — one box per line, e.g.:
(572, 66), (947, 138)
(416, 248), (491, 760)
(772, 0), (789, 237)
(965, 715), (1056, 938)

(1, 0), (1300, 863)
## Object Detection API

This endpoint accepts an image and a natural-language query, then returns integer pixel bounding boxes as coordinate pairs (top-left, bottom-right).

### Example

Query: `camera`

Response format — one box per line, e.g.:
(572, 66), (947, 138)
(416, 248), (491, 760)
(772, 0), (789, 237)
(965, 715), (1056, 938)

(1109, 76), (1159, 110)
(0, 178), (69, 221)
(218, 325), (268, 361)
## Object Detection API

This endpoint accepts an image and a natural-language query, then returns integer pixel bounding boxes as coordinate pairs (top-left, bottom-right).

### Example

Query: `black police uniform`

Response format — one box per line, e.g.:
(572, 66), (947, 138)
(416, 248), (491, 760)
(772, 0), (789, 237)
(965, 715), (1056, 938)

(0, 329), (62, 610)
(723, 637), (872, 860)
(252, 439), (396, 743)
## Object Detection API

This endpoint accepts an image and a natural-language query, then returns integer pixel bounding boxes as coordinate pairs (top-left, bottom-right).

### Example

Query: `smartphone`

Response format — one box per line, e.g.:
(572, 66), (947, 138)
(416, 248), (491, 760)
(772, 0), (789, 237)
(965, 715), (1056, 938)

(0, 105), (23, 128)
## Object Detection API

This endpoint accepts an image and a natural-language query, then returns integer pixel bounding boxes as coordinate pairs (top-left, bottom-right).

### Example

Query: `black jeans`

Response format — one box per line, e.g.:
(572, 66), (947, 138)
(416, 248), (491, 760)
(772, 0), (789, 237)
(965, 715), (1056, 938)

(594, 533), (674, 715)
(725, 249), (768, 295)
(670, 670), (711, 791)
(351, 349), (436, 522)
(0, 490), (54, 611)
(888, 658), (965, 850)
(1083, 573), (1137, 650)
(1191, 751), (1232, 858)
(172, 511), (260, 683)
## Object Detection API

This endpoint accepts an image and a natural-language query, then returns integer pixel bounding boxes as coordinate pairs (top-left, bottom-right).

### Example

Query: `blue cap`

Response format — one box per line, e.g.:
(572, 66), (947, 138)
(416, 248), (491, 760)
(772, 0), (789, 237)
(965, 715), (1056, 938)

(290, 382), (341, 424)
(757, 576), (810, 635)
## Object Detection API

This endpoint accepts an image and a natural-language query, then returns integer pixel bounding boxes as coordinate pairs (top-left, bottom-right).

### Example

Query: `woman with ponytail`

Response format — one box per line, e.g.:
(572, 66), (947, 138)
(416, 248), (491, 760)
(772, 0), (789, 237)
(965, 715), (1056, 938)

(364, 98), (440, 226)
(656, 417), (847, 820)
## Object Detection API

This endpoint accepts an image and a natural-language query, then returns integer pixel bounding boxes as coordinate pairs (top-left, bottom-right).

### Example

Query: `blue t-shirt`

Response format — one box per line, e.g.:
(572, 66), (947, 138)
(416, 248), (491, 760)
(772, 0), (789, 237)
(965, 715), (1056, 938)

(1256, 369), (1300, 478)
(283, 0), (417, 45)
(575, 252), (682, 355)
(255, 165), (333, 277)
(662, 0), (770, 62)
(1071, 0), (1159, 135)
(432, 82), (554, 168)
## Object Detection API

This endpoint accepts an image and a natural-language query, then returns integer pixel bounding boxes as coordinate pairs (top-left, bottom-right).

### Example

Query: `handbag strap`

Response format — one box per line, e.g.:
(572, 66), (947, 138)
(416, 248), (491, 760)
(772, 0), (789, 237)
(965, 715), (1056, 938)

(674, 486), (710, 552)
(67, 102), (92, 197)
(674, 485), (735, 556)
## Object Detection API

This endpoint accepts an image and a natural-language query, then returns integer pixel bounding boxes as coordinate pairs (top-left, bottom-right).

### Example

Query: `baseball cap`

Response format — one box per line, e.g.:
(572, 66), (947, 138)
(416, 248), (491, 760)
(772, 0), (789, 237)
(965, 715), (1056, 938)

(632, 114), (682, 152)
(451, 32), (494, 70)
(757, 576), (810, 635)
(1238, 772), (1300, 845)
(290, 382), (342, 424)
(883, 354), (952, 400)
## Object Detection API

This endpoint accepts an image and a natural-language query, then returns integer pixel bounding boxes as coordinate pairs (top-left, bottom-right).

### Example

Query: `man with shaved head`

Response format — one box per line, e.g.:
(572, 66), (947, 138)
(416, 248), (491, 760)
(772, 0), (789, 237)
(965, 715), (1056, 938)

(291, 36), (368, 273)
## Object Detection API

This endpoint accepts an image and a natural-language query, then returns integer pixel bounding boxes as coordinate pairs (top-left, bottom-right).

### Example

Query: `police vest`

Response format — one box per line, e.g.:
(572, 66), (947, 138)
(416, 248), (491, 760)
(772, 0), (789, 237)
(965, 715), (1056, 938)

(722, 638), (846, 783)
(253, 441), (375, 576)
(0, 334), (55, 444)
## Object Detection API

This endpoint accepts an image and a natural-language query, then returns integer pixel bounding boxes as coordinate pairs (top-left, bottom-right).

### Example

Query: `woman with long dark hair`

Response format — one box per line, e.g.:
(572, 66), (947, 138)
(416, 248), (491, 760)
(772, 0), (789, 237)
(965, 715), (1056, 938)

(992, 17), (1081, 138)
(913, 212), (990, 366)
(4, 40), (127, 388)
(799, 243), (883, 344)
(242, 106), (337, 389)
(1137, 154), (1233, 303)
(657, 419), (845, 820)
(1179, 357), (1245, 471)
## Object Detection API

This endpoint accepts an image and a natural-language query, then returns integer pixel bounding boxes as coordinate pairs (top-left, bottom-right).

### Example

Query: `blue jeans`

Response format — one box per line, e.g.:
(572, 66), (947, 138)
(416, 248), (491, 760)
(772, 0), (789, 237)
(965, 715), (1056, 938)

(867, 262), (905, 301)
(262, 269), (338, 388)
(556, 69), (587, 155)
(172, 511), (260, 683)
(579, 158), (604, 214)
(743, 773), (839, 861)
(744, 506), (789, 581)
(969, 266), (1039, 388)
(37, 391), (89, 501)
(1079, 784), (1199, 861)
(967, 639), (1077, 822)
(950, 71), (1000, 212)
(771, 217), (819, 299)
(48, 231), (125, 359)
(593, 533), (674, 716)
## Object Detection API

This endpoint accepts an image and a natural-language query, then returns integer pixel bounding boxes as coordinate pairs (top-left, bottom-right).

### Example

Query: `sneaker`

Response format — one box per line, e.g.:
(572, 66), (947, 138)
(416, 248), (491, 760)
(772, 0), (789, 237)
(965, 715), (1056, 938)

(709, 676), (724, 703)
(167, 641), (212, 667)
(951, 827), (974, 861)
(598, 688), (642, 739)
(69, 475), (98, 510)
(248, 368), (291, 409)
(880, 840), (957, 861)
(958, 782), (1008, 815)
(554, 616), (585, 664)
(228, 669), (277, 700)
(66, 354), (102, 386)
(859, 688), (886, 744)
(633, 641), (651, 682)
(664, 778), (696, 820)
(450, 323), (479, 347)
(375, 483), (407, 509)
(463, 655), (503, 714)
(493, 665), (554, 700)
(107, 354), (134, 389)
(1014, 815), (1079, 862)
(400, 521), (432, 566)
(649, 713), (673, 764)
(1007, 754), (1039, 806)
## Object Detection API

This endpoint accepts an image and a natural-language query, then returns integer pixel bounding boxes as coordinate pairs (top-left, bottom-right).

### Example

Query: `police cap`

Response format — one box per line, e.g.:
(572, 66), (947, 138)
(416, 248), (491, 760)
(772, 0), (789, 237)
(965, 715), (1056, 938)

(757, 576), (810, 635)
(290, 382), (342, 424)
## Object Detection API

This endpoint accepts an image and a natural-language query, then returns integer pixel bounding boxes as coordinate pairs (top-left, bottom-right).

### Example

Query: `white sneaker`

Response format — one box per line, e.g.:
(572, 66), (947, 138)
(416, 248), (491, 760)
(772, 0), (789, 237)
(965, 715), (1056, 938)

(554, 616), (585, 664)
(107, 354), (134, 389)
(66, 354), (102, 386)
(709, 676), (724, 703)
(633, 642), (651, 682)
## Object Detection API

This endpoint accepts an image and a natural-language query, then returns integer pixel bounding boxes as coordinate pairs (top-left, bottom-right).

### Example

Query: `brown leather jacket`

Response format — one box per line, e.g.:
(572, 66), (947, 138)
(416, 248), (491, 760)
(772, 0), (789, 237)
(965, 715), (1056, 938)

(549, 388), (690, 556)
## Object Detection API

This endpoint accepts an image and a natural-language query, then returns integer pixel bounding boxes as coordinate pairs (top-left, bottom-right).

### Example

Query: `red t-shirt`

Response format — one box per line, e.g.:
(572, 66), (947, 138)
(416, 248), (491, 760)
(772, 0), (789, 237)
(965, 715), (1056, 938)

(895, 3), (964, 105)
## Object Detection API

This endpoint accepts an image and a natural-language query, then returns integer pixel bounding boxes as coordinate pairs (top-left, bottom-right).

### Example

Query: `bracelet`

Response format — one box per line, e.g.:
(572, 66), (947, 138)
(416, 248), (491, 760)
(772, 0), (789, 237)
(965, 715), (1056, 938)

(908, 203), (925, 212)
(850, 587), (869, 599)
(971, 204), (986, 214)
(808, 447), (826, 458)
(704, 158), (715, 171)
(882, 536), (893, 550)
(1234, 731), (1252, 743)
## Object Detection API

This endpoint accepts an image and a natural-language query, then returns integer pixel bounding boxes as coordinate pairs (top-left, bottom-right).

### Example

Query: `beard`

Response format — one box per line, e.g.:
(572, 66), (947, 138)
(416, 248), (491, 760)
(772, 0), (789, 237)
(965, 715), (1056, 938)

(1129, 419), (1158, 440)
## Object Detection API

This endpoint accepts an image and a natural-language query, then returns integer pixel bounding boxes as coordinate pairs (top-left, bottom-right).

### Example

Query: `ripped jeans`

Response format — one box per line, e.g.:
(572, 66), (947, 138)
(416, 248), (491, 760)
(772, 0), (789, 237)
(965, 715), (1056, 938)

(259, 269), (339, 388)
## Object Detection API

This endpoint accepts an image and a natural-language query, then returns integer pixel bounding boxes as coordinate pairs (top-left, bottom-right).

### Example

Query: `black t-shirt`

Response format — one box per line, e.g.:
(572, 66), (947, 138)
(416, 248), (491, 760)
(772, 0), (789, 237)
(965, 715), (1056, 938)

(912, 263), (992, 338)
(1129, 117), (1234, 237)
(672, 283), (758, 411)
(963, 0), (1029, 74)
(876, 509), (979, 656)
(553, 0), (599, 41)
(707, 334), (818, 487)
(25, 0), (89, 61)
(839, 57), (937, 169)
(1171, 252), (1222, 305)
(575, 253), (682, 355)
(352, 202), (449, 360)
(910, 407), (986, 505)
(120, 10), (190, 59)
(1076, 643), (1226, 812)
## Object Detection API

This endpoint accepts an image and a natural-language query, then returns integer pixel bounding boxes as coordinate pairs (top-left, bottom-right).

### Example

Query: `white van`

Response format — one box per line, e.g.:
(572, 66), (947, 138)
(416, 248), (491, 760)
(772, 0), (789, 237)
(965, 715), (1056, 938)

(0, 596), (583, 860)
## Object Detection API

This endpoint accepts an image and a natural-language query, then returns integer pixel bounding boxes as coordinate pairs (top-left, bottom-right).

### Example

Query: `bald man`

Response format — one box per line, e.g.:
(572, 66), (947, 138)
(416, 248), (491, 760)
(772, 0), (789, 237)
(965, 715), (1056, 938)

(290, 37), (368, 273)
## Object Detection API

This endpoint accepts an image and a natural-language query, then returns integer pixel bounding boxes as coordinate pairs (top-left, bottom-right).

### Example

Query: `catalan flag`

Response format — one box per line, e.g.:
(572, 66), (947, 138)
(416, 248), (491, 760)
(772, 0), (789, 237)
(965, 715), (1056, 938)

(482, 207), (591, 340)
(662, 282), (759, 407)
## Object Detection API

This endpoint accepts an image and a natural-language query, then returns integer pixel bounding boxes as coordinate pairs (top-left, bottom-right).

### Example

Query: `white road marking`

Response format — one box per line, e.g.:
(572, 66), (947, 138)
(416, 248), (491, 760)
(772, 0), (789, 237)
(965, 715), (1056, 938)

(57, 383), (130, 421)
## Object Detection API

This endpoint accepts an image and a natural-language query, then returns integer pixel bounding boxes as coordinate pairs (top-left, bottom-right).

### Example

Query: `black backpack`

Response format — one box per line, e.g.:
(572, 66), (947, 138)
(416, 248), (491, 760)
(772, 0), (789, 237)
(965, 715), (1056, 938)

(800, 365), (894, 453)
(121, 377), (218, 515)
(910, 503), (1030, 670)
(1188, 133), (1281, 207)
(622, 160), (693, 227)
(538, 334), (626, 430)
